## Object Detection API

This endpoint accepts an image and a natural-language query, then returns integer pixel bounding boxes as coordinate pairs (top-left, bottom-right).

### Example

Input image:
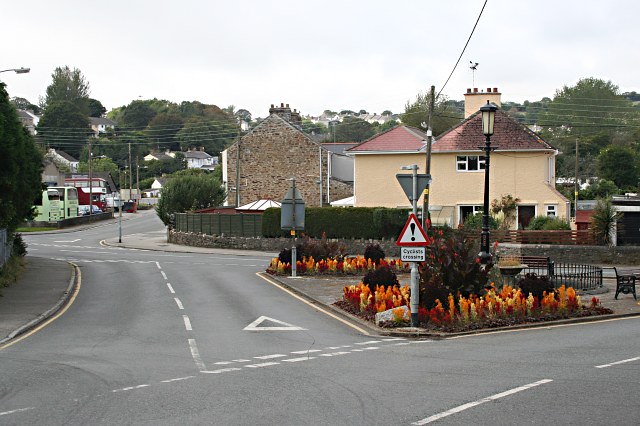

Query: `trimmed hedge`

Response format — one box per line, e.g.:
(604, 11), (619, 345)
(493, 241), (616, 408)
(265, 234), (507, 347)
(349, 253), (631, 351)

(262, 207), (411, 239)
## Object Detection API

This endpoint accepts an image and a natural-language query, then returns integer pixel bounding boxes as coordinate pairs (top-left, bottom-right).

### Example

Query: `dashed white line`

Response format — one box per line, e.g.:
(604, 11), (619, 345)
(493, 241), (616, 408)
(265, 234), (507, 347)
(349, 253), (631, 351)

(283, 357), (316, 362)
(188, 339), (207, 371)
(167, 283), (175, 294)
(160, 376), (195, 383)
(156, 262), (162, 270)
(214, 361), (235, 365)
(232, 359), (251, 363)
(291, 349), (322, 354)
(412, 379), (553, 425)
(254, 354), (286, 360)
(0, 407), (35, 416)
(355, 340), (381, 345)
(112, 384), (150, 393)
(174, 298), (184, 310)
(245, 362), (280, 368)
(201, 368), (242, 374)
(320, 351), (351, 357)
(161, 271), (168, 280)
(361, 347), (379, 351)
(183, 315), (193, 331)
(595, 356), (640, 369)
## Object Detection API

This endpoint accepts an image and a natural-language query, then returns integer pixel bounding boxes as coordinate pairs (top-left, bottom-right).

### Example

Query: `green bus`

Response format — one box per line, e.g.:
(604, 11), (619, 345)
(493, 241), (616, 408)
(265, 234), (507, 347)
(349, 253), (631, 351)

(33, 187), (79, 221)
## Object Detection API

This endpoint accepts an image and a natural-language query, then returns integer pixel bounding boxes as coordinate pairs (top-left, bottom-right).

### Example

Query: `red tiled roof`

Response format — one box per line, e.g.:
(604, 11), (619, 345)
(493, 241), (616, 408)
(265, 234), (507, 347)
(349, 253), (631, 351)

(433, 110), (555, 152)
(347, 126), (427, 153)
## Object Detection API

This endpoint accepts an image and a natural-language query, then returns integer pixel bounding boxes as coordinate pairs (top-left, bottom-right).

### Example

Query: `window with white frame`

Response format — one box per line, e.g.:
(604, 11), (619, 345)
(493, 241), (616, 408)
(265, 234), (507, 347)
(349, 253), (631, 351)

(456, 155), (486, 171)
(545, 204), (557, 217)
(459, 205), (483, 225)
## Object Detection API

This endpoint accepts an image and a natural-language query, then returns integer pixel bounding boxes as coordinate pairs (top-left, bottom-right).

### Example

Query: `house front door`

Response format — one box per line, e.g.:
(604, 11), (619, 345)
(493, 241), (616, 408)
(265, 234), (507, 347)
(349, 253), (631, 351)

(517, 206), (536, 229)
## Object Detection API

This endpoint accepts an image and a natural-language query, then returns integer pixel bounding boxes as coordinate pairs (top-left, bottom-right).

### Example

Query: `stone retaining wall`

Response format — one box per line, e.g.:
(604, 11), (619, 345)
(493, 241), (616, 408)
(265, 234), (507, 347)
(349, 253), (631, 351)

(169, 231), (640, 265)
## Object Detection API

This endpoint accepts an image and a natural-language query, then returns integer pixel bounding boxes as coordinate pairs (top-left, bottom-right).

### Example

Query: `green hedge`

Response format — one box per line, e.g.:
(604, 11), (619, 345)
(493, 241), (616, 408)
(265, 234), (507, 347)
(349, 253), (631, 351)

(262, 207), (411, 239)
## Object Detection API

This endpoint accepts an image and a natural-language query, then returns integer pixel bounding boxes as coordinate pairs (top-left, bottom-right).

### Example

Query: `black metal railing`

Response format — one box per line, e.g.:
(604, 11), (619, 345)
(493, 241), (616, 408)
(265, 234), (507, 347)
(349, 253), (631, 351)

(550, 263), (603, 291)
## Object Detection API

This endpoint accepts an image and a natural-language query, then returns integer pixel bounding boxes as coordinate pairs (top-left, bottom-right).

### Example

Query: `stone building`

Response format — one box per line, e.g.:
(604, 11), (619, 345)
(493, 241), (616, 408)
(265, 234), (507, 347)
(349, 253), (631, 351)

(221, 103), (353, 207)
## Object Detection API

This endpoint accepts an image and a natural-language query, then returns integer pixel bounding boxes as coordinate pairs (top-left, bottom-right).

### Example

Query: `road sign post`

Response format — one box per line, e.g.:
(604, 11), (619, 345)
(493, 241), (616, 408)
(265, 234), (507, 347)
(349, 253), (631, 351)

(281, 178), (305, 277)
(396, 165), (430, 327)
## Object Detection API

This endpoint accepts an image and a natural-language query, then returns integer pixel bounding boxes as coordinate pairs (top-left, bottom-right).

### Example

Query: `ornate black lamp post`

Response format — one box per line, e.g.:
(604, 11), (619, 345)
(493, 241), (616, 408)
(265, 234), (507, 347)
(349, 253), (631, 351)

(479, 101), (497, 265)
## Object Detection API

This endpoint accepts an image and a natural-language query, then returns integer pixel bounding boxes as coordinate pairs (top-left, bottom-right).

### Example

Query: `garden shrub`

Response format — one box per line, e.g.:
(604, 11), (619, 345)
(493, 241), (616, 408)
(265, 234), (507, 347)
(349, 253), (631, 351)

(517, 273), (555, 301)
(461, 212), (499, 230)
(363, 243), (385, 265)
(419, 280), (451, 311)
(419, 232), (491, 301)
(527, 216), (571, 230)
(362, 264), (399, 293)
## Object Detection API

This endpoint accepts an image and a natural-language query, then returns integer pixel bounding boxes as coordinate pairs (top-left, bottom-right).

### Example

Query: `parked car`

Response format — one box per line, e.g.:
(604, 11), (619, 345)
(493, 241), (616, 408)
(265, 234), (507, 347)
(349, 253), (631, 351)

(78, 205), (103, 216)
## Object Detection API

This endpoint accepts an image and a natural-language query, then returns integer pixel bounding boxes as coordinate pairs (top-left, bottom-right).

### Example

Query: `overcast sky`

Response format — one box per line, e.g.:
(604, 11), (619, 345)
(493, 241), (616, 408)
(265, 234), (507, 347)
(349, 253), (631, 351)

(2, 1), (638, 118)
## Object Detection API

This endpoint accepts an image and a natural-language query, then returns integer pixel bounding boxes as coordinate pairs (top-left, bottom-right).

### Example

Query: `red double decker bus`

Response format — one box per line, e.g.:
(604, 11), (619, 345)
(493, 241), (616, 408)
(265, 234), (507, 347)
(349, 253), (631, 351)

(64, 176), (108, 211)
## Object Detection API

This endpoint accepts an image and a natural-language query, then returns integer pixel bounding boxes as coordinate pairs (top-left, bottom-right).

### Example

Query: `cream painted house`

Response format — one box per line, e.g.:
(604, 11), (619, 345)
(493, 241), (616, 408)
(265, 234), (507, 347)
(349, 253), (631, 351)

(347, 88), (570, 229)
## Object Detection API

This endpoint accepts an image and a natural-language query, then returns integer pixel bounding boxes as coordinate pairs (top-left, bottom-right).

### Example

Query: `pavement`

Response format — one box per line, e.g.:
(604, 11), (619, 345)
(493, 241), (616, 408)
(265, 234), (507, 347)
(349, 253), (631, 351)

(1, 221), (640, 344)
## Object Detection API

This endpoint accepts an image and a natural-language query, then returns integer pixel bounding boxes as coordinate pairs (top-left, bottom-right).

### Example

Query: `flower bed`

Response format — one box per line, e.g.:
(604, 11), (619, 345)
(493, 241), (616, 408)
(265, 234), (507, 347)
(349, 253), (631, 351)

(266, 256), (410, 276)
(336, 283), (613, 332)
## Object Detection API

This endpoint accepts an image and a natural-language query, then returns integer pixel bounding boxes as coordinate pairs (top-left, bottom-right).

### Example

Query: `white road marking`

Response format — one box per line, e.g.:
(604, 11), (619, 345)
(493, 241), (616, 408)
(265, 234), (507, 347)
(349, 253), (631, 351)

(243, 316), (307, 331)
(161, 271), (168, 280)
(283, 357), (316, 362)
(54, 239), (80, 243)
(160, 376), (195, 383)
(156, 262), (162, 269)
(412, 379), (553, 425)
(214, 361), (234, 365)
(183, 315), (193, 331)
(188, 339), (207, 371)
(595, 356), (640, 369)
(291, 349), (322, 354)
(320, 351), (351, 357)
(112, 384), (150, 393)
(361, 347), (379, 351)
(254, 354), (286, 360)
(355, 340), (381, 345)
(167, 283), (175, 294)
(174, 298), (184, 310)
(201, 368), (242, 374)
(0, 407), (35, 416)
(381, 338), (407, 341)
(245, 362), (280, 368)
(232, 359), (251, 363)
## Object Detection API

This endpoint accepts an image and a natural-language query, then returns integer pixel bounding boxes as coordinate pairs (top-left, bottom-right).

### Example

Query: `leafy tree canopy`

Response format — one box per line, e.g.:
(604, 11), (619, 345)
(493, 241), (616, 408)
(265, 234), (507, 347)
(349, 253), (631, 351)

(41, 66), (91, 114)
(597, 144), (639, 189)
(402, 92), (463, 136)
(88, 98), (106, 117)
(156, 171), (225, 227)
(37, 101), (91, 158)
(333, 116), (375, 142)
(0, 83), (43, 231)
(10, 97), (41, 114)
(77, 157), (119, 175)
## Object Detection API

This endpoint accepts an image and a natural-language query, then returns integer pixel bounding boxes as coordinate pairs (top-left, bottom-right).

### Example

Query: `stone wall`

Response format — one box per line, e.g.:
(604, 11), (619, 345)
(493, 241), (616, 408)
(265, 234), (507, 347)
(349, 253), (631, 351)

(225, 112), (352, 207)
(169, 230), (401, 257)
(169, 230), (640, 265)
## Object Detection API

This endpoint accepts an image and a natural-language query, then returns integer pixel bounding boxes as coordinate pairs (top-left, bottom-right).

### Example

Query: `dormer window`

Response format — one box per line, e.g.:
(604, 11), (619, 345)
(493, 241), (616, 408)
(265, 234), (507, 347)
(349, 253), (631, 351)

(457, 155), (486, 171)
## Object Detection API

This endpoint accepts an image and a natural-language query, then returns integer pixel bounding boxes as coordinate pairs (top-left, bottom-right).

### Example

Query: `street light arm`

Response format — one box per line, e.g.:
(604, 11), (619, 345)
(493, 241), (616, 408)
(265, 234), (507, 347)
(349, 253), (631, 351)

(0, 67), (30, 74)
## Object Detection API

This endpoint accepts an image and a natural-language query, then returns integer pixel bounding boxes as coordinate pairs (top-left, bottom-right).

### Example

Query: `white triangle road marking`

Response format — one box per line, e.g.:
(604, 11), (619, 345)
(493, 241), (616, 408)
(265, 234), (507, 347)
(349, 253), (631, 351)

(243, 316), (307, 331)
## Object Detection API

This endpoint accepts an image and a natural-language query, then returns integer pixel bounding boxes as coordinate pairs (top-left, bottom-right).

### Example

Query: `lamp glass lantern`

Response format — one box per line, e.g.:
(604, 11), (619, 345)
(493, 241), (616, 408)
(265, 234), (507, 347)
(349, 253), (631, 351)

(480, 101), (497, 136)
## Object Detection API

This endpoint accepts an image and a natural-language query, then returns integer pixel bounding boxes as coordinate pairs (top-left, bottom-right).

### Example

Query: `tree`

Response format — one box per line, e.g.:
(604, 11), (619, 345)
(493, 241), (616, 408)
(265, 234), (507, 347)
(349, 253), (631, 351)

(156, 170), (225, 227)
(77, 157), (119, 174)
(597, 145), (640, 189)
(10, 97), (41, 114)
(145, 113), (185, 150)
(119, 100), (158, 130)
(0, 82), (43, 231)
(590, 198), (621, 246)
(176, 117), (236, 155)
(402, 92), (462, 136)
(333, 116), (375, 142)
(41, 66), (91, 114)
(88, 98), (106, 117)
(37, 101), (91, 158)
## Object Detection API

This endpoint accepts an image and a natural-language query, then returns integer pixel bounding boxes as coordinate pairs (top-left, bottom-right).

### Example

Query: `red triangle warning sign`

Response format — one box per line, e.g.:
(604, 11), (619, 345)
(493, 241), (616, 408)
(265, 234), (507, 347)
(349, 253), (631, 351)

(396, 213), (429, 246)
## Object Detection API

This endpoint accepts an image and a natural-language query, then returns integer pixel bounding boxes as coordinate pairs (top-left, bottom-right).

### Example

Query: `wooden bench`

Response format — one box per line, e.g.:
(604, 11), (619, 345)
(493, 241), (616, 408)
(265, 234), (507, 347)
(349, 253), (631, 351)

(613, 267), (639, 300)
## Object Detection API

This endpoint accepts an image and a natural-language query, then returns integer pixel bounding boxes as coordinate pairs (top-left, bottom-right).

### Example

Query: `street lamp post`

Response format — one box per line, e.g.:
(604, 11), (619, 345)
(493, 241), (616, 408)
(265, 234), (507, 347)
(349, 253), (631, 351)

(479, 101), (497, 265)
(0, 67), (30, 75)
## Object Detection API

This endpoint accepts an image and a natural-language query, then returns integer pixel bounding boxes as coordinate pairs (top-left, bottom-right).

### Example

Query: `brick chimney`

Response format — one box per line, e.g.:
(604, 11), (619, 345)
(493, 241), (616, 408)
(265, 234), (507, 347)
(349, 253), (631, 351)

(464, 87), (502, 118)
(269, 103), (302, 126)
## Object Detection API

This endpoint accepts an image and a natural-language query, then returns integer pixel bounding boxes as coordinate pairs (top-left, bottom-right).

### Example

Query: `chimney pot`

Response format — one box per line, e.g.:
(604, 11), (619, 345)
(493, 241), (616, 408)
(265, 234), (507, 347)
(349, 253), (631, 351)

(473, 88), (478, 93)
(280, 103), (284, 107)
(467, 88), (472, 93)
(487, 88), (492, 93)
(493, 87), (498, 93)
(271, 104), (274, 108)
(286, 103), (289, 108)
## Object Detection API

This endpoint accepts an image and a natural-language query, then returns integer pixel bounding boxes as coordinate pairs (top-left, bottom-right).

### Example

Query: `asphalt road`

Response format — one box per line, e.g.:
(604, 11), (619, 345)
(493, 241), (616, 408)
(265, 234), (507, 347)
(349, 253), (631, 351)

(1, 212), (639, 425)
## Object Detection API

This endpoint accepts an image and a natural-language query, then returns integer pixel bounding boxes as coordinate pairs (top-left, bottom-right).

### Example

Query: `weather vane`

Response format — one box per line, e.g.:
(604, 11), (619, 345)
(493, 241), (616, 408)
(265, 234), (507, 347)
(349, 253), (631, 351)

(470, 61), (479, 87)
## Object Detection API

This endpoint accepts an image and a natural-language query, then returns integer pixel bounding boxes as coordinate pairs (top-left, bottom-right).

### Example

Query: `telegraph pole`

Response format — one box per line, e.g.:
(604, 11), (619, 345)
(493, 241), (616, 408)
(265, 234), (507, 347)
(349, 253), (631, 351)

(128, 143), (133, 200)
(422, 85), (435, 229)
(88, 138), (93, 215)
